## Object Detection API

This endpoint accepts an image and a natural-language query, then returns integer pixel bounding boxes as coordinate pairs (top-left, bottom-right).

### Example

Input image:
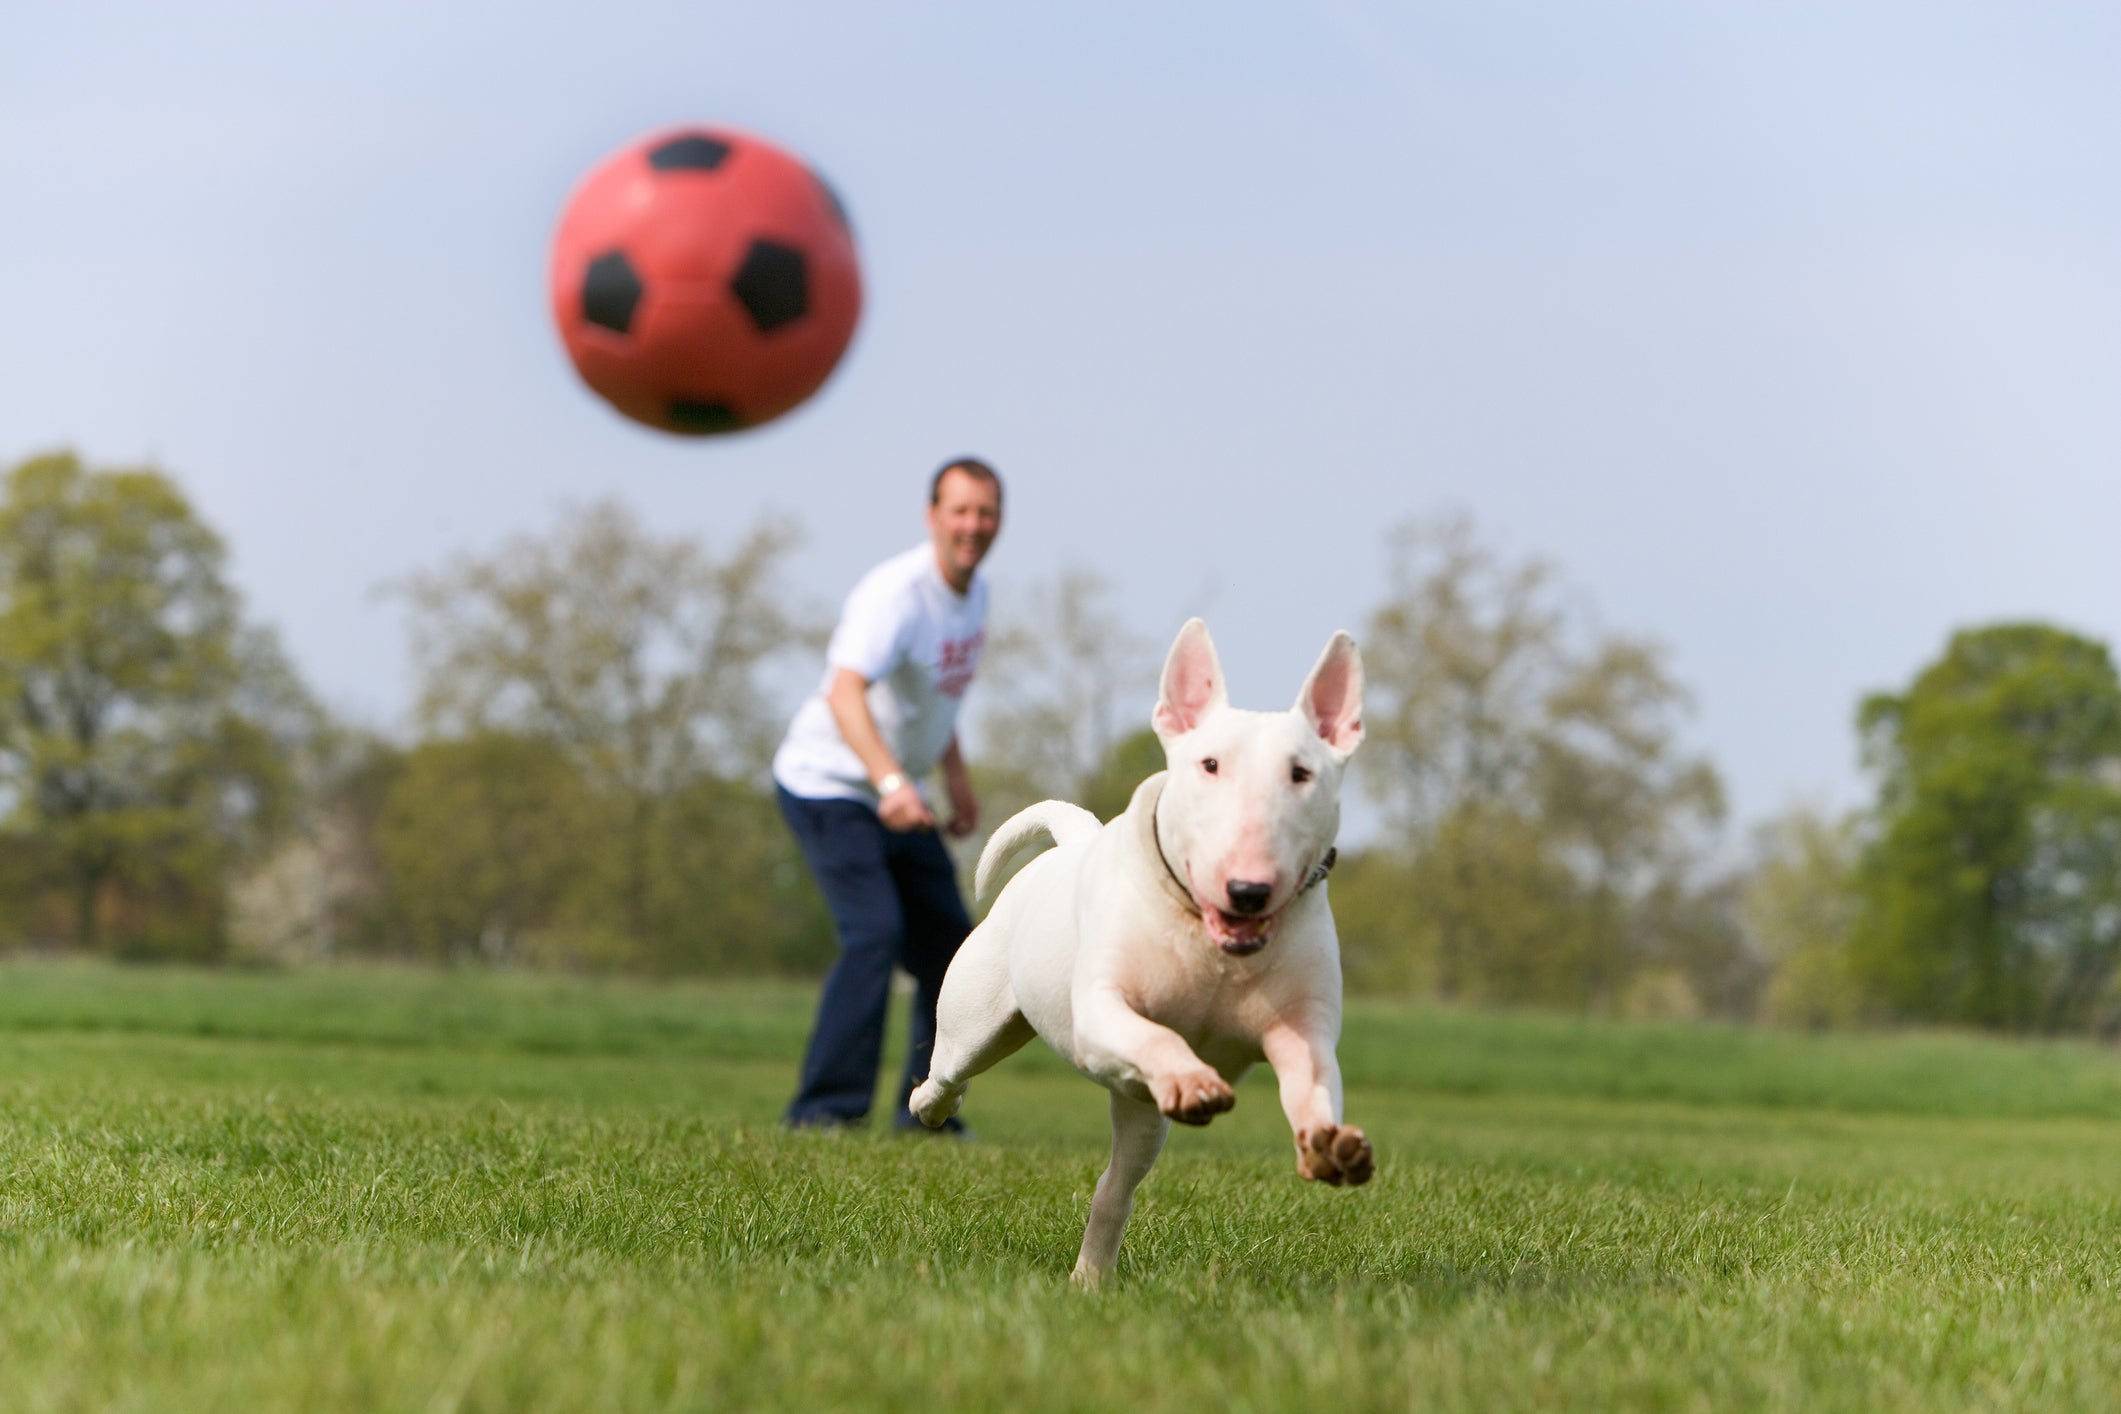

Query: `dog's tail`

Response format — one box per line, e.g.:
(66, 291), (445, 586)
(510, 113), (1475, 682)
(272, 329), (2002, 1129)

(974, 800), (1102, 909)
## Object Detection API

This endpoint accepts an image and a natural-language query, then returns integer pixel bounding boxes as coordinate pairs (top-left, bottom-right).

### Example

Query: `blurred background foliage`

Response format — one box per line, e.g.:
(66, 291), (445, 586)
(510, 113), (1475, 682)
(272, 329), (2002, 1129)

(10, 450), (2121, 1038)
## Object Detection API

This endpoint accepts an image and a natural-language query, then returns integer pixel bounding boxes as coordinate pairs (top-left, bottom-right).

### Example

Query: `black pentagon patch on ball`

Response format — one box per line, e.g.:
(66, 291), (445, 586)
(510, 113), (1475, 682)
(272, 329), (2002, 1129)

(730, 240), (808, 333)
(648, 134), (732, 172)
(668, 400), (743, 434)
(582, 251), (643, 335)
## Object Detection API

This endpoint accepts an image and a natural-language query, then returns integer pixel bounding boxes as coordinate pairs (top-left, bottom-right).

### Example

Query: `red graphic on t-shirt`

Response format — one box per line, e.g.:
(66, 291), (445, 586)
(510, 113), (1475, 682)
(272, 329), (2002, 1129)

(936, 630), (984, 699)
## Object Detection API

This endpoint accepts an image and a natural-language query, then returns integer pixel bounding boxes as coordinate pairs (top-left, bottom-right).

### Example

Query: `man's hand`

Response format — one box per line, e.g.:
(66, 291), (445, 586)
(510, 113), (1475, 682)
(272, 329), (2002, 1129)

(878, 780), (937, 833)
(940, 736), (979, 839)
(825, 670), (936, 833)
(944, 773), (979, 839)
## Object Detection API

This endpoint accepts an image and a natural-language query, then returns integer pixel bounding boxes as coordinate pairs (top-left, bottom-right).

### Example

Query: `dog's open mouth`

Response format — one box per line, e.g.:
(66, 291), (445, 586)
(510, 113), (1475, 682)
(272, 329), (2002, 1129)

(1204, 906), (1277, 956)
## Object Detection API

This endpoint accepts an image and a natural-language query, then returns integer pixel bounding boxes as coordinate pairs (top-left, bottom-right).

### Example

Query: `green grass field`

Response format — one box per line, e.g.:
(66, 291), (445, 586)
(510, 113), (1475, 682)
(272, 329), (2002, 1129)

(7, 961), (2121, 1411)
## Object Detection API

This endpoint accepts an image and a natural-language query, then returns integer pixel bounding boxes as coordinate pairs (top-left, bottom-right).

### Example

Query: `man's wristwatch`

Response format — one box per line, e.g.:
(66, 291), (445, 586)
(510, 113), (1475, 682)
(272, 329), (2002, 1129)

(875, 771), (908, 797)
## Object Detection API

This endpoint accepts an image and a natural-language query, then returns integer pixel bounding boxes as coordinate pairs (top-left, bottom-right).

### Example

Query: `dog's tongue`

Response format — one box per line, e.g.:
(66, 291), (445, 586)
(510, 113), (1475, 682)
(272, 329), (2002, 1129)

(1205, 907), (1273, 955)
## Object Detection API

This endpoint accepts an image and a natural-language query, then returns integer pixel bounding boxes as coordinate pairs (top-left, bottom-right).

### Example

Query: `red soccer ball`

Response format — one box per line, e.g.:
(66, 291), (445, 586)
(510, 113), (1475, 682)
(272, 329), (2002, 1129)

(548, 127), (863, 436)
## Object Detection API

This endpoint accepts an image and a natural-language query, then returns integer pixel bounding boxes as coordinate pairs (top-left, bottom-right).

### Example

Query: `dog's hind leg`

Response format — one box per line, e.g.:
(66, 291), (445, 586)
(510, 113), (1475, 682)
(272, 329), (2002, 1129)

(1071, 1092), (1170, 1287)
(909, 920), (1033, 1127)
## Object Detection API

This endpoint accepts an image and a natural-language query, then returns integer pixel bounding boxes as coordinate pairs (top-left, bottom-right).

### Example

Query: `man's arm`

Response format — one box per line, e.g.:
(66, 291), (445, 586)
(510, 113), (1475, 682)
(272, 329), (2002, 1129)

(939, 735), (978, 839)
(824, 667), (935, 832)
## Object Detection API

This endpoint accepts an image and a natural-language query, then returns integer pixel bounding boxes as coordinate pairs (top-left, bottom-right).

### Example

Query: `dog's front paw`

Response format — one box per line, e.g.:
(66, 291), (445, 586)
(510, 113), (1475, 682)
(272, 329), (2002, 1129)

(1296, 1124), (1375, 1186)
(1151, 1068), (1236, 1126)
(909, 1078), (962, 1128)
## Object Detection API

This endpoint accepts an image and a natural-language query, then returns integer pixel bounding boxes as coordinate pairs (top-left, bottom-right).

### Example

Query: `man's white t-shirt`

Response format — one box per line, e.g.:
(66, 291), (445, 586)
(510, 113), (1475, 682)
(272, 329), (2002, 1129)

(772, 542), (989, 804)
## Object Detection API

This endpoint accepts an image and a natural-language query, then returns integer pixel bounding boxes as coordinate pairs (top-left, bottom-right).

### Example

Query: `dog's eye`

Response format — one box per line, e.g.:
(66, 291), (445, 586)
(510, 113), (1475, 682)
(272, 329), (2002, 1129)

(1201, 757), (1219, 776)
(1291, 764), (1313, 785)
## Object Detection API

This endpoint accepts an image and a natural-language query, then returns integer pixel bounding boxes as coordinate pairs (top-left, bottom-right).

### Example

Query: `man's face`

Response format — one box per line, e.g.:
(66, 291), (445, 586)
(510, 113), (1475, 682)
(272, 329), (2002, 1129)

(927, 469), (1003, 589)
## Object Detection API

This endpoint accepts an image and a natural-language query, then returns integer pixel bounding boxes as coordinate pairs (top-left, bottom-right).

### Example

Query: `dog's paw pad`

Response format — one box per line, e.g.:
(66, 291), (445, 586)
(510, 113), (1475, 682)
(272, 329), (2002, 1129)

(1332, 1126), (1375, 1186)
(1297, 1127), (1342, 1185)
(1155, 1070), (1235, 1126)
(1297, 1124), (1374, 1186)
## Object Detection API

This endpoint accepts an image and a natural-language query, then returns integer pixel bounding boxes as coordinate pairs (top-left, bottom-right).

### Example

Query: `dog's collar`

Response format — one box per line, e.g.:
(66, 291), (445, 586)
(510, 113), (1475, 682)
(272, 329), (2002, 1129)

(1150, 806), (1196, 910)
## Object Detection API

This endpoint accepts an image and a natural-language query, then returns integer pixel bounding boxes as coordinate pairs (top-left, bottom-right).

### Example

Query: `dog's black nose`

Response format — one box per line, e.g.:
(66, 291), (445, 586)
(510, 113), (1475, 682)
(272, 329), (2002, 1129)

(1225, 881), (1273, 915)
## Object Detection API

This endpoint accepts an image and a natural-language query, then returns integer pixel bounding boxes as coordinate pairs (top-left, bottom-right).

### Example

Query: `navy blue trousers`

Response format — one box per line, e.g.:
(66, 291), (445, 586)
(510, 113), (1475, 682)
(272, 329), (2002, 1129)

(777, 785), (972, 1127)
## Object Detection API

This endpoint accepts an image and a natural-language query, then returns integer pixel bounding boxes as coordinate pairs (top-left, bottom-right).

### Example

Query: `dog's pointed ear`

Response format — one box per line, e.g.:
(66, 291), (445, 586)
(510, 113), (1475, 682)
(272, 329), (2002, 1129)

(1295, 631), (1365, 759)
(1153, 618), (1228, 739)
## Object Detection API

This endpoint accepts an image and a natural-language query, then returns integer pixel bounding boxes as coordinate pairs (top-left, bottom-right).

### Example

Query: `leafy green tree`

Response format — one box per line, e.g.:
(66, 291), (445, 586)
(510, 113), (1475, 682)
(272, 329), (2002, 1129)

(0, 452), (315, 953)
(1355, 514), (1733, 1011)
(1078, 726), (1167, 823)
(371, 730), (833, 974)
(957, 565), (1161, 905)
(1851, 624), (2121, 1030)
(225, 727), (405, 964)
(1743, 803), (1861, 1028)
(375, 732), (622, 965)
(393, 500), (818, 962)
(970, 566), (1156, 818)
(1401, 803), (1597, 1006)
(648, 773), (834, 974)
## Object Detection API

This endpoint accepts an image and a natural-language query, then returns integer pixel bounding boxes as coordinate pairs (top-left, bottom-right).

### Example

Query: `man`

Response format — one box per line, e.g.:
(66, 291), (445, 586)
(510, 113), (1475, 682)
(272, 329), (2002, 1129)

(771, 457), (1003, 1130)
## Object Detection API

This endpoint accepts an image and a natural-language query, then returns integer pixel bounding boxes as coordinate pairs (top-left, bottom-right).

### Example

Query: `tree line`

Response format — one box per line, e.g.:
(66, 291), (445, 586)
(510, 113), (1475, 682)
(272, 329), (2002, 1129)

(0, 453), (831, 973)
(6, 451), (2120, 1037)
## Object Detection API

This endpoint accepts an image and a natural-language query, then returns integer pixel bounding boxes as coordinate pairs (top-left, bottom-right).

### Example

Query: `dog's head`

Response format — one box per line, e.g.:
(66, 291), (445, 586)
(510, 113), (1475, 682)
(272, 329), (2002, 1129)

(1149, 618), (1364, 955)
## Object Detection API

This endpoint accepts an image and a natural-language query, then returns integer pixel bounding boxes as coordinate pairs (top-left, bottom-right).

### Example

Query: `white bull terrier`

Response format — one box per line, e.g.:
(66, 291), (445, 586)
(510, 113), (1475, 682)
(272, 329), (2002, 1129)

(910, 618), (1373, 1284)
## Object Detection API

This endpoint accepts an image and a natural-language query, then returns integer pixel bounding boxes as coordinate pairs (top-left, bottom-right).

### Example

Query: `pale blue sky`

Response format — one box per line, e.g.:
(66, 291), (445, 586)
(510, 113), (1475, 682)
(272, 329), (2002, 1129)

(4, 2), (2117, 836)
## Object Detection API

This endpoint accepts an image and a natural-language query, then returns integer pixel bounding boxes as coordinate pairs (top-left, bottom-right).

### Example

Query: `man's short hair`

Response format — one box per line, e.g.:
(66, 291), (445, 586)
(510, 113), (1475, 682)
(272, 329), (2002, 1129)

(930, 457), (1002, 507)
